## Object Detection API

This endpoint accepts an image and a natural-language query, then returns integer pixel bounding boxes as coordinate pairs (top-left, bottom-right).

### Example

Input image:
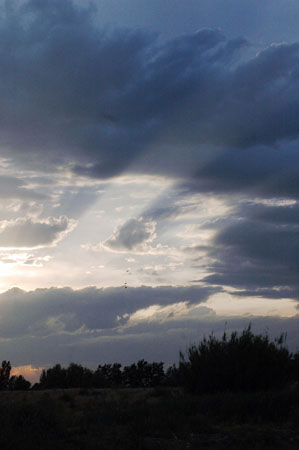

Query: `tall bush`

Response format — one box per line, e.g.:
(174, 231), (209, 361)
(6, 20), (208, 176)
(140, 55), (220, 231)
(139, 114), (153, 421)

(179, 326), (292, 393)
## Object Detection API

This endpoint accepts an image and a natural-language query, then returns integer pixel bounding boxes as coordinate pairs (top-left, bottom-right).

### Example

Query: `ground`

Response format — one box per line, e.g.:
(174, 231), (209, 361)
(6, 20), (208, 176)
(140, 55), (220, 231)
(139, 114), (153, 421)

(0, 386), (298, 449)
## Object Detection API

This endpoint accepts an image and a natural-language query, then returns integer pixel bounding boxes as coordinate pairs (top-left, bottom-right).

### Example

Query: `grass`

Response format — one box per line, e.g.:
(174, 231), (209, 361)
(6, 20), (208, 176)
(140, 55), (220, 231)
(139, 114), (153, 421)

(0, 385), (299, 449)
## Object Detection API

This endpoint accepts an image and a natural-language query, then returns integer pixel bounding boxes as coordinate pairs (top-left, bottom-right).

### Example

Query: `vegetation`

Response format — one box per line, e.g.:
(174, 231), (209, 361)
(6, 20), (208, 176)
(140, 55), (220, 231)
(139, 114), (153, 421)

(1, 327), (299, 448)
(37, 360), (166, 390)
(35, 327), (299, 391)
(2, 326), (299, 392)
(0, 386), (299, 449)
(179, 325), (293, 393)
(0, 360), (11, 390)
(0, 360), (31, 391)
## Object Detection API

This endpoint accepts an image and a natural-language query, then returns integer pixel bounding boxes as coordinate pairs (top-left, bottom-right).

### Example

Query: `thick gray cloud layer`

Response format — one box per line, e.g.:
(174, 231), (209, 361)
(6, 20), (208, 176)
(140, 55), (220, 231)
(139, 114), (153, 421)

(200, 202), (299, 299)
(0, 285), (298, 369)
(0, 285), (215, 338)
(92, 0), (299, 45)
(0, 0), (299, 196)
(0, 286), (297, 368)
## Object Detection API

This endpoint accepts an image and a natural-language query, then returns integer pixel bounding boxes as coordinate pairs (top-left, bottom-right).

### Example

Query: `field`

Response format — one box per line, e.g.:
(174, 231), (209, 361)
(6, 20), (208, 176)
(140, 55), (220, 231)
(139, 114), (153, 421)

(0, 386), (299, 449)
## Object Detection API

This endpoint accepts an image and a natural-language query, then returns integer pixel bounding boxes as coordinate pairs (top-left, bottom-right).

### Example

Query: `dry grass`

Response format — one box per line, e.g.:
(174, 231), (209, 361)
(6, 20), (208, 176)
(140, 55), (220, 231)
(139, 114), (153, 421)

(0, 386), (299, 449)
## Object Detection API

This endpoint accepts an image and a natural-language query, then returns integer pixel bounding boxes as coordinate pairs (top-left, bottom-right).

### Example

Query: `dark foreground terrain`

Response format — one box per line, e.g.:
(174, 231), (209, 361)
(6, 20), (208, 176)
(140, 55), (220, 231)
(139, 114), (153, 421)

(0, 386), (299, 449)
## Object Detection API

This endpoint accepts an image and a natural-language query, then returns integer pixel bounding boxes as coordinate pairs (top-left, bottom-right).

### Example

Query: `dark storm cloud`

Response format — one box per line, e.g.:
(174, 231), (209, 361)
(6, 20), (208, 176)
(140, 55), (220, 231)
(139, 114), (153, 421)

(0, 215), (76, 248)
(180, 143), (299, 198)
(0, 0), (298, 193)
(244, 201), (299, 224)
(0, 285), (216, 339)
(201, 202), (299, 299)
(94, 0), (299, 45)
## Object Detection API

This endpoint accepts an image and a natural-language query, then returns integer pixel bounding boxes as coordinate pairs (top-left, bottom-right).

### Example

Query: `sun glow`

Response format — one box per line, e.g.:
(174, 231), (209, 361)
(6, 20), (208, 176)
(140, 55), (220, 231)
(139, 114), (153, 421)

(11, 365), (43, 384)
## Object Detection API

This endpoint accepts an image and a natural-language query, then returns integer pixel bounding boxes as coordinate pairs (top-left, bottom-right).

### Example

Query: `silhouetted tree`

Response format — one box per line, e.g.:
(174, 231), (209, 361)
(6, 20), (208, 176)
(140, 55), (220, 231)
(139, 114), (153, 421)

(137, 359), (149, 387)
(292, 350), (299, 383)
(165, 364), (181, 387)
(0, 360), (11, 390)
(66, 363), (93, 388)
(40, 364), (67, 389)
(94, 364), (111, 387)
(122, 360), (165, 387)
(8, 375), (31, 391)
(93, 365), (106, 388)
(123, 362), (140, 387)
(150, 362), (165, 387)
(110, 363), (122, 386)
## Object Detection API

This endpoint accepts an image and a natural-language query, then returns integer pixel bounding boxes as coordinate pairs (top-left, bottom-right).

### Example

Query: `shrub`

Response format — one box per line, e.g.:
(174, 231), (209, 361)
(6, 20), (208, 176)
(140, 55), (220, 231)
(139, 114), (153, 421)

(179, 325), (292, 393)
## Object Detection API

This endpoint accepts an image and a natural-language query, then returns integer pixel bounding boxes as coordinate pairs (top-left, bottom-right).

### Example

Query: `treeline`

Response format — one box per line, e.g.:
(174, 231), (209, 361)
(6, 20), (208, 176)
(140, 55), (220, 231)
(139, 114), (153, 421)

(2, 326), (299, 392)
(37, 360), (170, 390)
(0, 361), (31, 391)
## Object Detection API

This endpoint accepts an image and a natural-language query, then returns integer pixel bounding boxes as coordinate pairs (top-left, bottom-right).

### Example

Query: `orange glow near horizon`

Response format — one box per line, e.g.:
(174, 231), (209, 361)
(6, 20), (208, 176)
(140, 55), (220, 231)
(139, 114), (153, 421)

(11, 365), (43, 384)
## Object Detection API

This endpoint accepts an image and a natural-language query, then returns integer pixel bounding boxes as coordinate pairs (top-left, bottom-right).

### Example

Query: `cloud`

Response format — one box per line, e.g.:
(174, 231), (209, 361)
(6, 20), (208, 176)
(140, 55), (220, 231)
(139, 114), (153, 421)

(101, 217), (157, 253)
(1, 291), (299, 368)
(0, 284), (298, 370)
(181, 143), (299, 198)
(0, 252), (51, 266)
(0, 0), (298, 370)
(0, 176), (46, 200)
(200, 201), (299, 299)
(11, 365), (43, 384)
(0, 285), (216, 339)
(0, 0), (297, 200)
(0, 216), (76, 248)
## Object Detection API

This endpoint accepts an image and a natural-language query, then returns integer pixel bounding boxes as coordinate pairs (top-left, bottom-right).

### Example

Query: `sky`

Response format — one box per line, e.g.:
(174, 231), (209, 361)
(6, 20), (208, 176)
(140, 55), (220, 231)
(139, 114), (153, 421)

(1, 0), (299, 383)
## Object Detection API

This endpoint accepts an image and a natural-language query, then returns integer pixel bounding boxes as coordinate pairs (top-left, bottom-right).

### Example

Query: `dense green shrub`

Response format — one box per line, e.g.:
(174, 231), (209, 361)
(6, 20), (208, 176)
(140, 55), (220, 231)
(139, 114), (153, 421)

(179, 325), (292, 393)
